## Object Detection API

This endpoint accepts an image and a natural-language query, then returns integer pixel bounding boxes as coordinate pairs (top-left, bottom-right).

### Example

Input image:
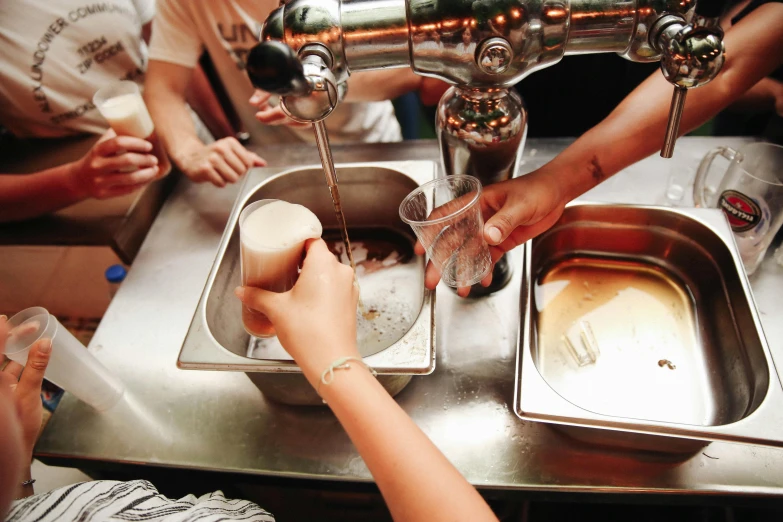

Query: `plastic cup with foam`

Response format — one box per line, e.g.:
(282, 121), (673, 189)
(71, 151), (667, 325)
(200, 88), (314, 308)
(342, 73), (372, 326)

(239, 199), (323, 338)
(3, 307), (125, 411)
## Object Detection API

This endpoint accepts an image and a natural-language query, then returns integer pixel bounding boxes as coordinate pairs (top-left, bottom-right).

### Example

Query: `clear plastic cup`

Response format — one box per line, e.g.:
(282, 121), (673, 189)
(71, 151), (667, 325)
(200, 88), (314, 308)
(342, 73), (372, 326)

(93, 81), (171, 176)
(4, 307), (125, 411)
(399, 175), (492, 287)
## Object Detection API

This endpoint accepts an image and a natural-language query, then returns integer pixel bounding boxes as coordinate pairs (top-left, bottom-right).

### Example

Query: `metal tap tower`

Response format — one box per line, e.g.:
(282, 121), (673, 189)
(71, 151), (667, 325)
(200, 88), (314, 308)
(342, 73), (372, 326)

(246, 0), (726, 294)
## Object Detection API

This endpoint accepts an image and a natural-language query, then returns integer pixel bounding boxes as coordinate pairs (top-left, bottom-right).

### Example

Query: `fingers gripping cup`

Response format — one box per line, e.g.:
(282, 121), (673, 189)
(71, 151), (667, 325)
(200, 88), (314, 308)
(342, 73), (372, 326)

(239, 200), (323, 337)
(4, 307), (125, 412)
(93, 81), (172, 176)
(399, 175), (492, 287)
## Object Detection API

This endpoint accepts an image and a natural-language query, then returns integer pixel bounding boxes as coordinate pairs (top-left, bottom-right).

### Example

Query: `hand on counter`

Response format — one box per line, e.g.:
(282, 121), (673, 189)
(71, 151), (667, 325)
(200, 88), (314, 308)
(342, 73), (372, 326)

(174, 137), (266, 188)
(250, 90), (311, 128)
(235, 238), (359, 383)
(69, 130), (161, 200)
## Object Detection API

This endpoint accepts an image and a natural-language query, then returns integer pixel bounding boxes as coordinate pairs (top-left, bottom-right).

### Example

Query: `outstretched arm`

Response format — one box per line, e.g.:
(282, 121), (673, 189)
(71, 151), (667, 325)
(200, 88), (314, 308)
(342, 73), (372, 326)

(451, 3), (783, 267)
(543, 2), (783, 205)
(236, 240), (497, 522)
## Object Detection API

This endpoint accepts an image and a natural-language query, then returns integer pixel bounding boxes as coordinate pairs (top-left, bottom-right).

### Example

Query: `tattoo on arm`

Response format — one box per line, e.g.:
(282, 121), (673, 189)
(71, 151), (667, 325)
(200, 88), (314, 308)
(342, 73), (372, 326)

(588, 156), (606, 184)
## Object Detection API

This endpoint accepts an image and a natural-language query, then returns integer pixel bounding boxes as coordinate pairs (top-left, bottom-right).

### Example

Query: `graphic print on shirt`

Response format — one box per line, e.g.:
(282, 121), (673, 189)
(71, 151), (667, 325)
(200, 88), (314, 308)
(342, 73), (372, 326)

(28, 3), (144, 127)
(216, 20), (262, 70)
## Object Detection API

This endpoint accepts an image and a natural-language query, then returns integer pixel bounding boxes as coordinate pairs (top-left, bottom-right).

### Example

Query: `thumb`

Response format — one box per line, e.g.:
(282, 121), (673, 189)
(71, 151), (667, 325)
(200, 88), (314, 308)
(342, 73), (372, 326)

(16, 338), (51, 397)
(250, 152), (267, 167)
(234, 286), (282, 320)
(483, 198), (533, 246)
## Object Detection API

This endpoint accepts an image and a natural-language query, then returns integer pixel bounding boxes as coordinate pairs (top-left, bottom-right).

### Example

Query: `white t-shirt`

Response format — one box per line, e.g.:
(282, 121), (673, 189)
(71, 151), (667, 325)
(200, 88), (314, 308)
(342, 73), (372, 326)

(0, 0), (154, 138)
(148, 0), (402, 146)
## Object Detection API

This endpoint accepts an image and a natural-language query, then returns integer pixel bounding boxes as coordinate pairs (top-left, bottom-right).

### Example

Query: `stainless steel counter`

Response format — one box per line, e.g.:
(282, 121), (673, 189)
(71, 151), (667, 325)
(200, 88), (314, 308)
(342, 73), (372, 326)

(36, 137), (783, 496)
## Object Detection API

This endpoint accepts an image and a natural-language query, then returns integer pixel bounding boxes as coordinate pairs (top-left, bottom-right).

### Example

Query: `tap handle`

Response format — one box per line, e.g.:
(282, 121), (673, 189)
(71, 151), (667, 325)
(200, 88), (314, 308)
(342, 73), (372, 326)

(661, 87), (688, 158)
(655, 1), (727, 158)
(246, 41), (309, 96)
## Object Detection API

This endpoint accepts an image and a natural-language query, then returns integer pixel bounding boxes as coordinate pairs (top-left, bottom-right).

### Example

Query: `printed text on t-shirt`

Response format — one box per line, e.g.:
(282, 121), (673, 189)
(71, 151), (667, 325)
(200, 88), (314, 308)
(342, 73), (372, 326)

(217, 22), (261, 70)
(29, 3), (140, 120)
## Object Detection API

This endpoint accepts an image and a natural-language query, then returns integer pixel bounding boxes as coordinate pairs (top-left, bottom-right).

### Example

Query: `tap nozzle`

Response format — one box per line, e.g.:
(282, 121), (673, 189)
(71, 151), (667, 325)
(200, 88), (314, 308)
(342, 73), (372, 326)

(246, 41), (339, 123)
(651, 3), (726, 158)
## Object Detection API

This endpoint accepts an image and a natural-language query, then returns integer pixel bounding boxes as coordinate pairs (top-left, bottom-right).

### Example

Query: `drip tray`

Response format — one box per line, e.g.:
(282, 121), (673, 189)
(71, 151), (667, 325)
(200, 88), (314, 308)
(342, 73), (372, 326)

(178, 161), (437, 404)
(515, 203), (783, 453)
(247, 227), (420, 361)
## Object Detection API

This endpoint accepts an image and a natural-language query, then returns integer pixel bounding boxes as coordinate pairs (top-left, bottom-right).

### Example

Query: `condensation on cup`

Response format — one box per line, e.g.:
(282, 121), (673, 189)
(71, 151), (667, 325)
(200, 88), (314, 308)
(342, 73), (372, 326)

(93, 81), (171, 176)
(239, 200), (322, 338)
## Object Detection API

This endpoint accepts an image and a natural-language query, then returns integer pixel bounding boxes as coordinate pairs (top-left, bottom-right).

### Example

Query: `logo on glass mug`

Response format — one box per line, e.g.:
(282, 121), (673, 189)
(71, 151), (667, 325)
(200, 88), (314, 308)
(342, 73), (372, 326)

(719, 190), (762, 232)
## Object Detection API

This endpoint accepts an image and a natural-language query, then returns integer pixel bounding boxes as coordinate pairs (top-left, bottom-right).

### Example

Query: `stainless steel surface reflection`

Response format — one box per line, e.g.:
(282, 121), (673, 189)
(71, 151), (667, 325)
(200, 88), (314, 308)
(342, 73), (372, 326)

(179, 162), (435, 374)
(516, 204), (783, 453)
(35, 139), (783, 496)
(178, 162), (437, 405)
(437, 87), (527, 185)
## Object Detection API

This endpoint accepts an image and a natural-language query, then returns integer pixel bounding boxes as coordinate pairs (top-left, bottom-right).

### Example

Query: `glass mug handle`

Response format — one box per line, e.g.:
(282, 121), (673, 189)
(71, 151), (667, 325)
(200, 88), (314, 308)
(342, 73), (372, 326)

(693, 146), (739, 207)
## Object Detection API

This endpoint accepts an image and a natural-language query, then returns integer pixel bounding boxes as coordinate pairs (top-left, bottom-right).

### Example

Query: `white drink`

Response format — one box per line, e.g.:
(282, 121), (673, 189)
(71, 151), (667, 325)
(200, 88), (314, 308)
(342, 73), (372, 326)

(240, 200), (322, 337)
(94, 82), (171, 175)
(98, 93), (155, 138)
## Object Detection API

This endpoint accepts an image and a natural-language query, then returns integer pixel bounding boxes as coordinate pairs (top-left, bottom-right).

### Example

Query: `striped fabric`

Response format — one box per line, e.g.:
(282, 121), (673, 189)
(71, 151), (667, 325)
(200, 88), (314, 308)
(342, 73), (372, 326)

(6, 480), (275, 521)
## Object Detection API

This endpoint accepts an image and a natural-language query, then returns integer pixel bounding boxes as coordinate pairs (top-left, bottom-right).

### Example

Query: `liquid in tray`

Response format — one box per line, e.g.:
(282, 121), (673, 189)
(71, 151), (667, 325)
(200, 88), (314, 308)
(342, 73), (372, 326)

(534, 256), (719, 426)
(247, 228), (422, 360)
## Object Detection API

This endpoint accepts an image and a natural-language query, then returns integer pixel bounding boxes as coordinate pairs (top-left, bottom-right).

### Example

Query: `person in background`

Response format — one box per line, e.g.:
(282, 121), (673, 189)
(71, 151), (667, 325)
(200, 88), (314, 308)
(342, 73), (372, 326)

(1, 240), (498, 522)
(429, 0), (783, 287)
(0, 0), (229, 223)
(0, 1), (160, 222)
(145, 0), (449, 188)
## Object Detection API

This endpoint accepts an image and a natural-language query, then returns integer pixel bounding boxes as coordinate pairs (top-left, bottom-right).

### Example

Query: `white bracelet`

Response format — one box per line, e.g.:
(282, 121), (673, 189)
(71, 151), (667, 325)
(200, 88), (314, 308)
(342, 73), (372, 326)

(317, 356), (377, 404)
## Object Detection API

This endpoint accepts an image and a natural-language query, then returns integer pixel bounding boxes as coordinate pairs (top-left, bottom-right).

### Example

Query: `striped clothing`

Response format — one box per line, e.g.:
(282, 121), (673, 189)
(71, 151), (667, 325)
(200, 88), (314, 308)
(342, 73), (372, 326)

(6, 480), (275, 521)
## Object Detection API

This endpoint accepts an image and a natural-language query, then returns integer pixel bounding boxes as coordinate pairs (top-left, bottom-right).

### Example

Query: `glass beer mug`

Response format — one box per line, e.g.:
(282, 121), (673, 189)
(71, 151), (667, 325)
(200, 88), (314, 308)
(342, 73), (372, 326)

(693, 142), (783, 276)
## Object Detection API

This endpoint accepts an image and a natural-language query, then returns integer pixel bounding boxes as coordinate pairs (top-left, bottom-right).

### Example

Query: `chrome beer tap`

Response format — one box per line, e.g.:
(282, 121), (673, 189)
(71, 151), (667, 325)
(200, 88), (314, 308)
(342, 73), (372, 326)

(246, 0), (727, 293)
(651, 1), (726, 157)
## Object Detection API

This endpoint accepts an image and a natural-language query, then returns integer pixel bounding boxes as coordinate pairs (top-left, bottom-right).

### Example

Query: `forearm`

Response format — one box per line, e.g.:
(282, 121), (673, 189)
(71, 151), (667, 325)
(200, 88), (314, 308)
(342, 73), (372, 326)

(725, 77), (783, 113)
(144, 66), (203, 168)
(0, 165), (83, 222)
(316, 365), (496, 522)
(186, 64), (235, 139)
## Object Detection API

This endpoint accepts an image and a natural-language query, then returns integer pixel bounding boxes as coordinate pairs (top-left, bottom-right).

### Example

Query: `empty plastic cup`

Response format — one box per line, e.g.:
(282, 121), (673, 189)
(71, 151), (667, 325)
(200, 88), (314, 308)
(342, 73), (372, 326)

(399, 175), (492, 287)
(4, 307), (125, 411)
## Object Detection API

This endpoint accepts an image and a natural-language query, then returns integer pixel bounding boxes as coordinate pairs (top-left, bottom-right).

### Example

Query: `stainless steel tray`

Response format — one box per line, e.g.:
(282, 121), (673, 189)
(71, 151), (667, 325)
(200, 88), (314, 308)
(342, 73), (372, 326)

(515, 202), (783, 452)
(178, 161), (436, 378)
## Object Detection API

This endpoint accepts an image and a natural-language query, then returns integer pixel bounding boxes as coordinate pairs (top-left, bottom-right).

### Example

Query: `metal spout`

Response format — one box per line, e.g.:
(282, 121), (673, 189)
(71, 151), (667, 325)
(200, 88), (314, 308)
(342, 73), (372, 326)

(661, 87), (688, 158)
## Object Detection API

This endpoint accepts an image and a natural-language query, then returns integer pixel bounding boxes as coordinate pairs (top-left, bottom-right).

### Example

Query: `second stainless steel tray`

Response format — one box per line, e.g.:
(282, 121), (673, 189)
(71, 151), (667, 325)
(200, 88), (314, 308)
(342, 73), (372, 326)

(515, 202), (783, 452)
